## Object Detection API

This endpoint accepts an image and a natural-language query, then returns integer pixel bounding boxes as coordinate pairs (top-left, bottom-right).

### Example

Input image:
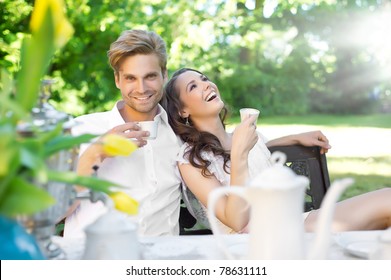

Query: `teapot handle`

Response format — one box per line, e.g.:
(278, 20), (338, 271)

(207, 186), (246, 260)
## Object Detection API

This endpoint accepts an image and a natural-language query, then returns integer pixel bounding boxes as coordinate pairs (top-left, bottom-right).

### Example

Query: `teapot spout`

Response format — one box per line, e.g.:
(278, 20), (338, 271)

(308, 178), (354, 259)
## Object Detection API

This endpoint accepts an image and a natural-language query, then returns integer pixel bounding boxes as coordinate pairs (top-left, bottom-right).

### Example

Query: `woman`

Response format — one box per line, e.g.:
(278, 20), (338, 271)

(164, 67), (391, 233)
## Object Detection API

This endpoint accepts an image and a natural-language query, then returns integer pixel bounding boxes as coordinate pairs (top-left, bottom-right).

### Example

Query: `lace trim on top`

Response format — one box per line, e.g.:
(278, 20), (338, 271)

(176, 143), (230, 185)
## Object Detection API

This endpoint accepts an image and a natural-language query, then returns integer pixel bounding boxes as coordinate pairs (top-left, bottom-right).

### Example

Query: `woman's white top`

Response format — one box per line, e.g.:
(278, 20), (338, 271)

(176, 132), (272, 233)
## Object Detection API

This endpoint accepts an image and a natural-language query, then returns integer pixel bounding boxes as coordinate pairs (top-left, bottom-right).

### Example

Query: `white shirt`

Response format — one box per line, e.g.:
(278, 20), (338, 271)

(64, 101), (182, 237)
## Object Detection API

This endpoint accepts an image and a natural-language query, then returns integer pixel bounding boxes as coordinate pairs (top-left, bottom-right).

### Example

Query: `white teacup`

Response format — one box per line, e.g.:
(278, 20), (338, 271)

(239, 108), (260, 124)
(138, 121), (158, 140)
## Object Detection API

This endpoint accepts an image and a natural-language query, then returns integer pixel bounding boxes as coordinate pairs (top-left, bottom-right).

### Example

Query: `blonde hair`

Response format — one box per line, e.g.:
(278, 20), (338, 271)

(107, 29), (167, 75)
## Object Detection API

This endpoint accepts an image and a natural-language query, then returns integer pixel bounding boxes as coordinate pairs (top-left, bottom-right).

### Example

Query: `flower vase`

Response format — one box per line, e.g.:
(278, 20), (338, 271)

(0, 216), (45, 260)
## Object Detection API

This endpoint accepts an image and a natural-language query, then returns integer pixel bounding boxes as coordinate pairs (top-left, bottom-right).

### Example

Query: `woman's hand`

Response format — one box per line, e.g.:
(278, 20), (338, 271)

(229, 115), (258, 186)
(231, 115), (259, 159)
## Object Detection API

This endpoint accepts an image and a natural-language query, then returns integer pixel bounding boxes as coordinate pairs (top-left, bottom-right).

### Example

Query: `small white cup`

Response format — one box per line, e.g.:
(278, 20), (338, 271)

(240, 108), (260, 124)
(138, 121), (158, 140)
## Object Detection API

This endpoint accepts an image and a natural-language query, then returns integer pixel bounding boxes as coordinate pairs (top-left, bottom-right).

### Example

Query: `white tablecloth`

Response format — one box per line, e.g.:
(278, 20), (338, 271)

(53, 230), (384, 260)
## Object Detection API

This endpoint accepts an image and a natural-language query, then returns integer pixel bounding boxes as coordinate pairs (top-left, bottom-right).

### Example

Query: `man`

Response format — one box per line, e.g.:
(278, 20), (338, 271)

(64, 30), (182, 237)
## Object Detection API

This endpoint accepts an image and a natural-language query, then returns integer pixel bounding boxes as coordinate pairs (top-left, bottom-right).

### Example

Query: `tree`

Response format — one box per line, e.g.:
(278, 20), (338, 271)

(1, 0), (389, 116)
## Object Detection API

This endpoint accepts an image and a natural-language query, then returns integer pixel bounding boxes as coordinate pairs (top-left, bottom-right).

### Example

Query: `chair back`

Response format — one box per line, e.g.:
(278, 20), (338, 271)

(268, 145), (331, 211)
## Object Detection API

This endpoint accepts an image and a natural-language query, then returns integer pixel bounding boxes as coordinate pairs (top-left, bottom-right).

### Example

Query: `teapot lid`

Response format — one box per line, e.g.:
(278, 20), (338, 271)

(249, 151), (309, 189)
(85, 209), (137, 234)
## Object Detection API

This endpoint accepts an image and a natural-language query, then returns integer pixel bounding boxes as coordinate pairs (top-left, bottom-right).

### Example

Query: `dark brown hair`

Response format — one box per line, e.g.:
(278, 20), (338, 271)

(163, 68), (230, 177)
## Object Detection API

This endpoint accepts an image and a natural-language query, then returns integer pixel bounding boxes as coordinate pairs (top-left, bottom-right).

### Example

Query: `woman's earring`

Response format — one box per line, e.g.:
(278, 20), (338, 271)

(185, 117), (190, 126)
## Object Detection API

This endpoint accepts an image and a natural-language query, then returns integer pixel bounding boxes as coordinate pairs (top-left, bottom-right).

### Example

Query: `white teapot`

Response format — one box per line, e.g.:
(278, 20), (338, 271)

(83, 209), (140, 260)
(207, 151), (354, 260)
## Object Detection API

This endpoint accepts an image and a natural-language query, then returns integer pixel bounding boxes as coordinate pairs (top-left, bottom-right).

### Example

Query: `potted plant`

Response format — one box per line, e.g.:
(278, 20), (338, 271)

(0, 0), (138, 259)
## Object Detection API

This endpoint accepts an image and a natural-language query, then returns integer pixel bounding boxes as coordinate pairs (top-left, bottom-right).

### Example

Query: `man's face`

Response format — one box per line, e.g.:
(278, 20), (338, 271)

(115, 54), (166, 120)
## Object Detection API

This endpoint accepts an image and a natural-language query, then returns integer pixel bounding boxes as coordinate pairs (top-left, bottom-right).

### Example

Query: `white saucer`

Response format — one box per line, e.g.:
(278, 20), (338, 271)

(146, 239), (200, 259)
(228, 243), (248, 259)
(334, 231), (382, 259)
(344, 241), (378, 259)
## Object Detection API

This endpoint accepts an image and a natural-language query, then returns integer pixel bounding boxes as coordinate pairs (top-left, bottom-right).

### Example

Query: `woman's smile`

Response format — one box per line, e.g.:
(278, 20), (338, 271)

(205, 91), (218, 102)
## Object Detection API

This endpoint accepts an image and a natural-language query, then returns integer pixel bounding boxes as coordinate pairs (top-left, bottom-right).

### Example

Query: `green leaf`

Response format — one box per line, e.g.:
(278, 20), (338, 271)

(44, 133), (98, 156)
(0, 68), (13, 95)
(0, 69), (23, 121)
(0, 139), (20, 177)
(0, 93), (26, 122)
(0, 124), (18, 177)
(47, 170), (125, 194)
(0, 146), (20, 202)
(36, 121), (63, 144)
(0, 123), (21, 200)
(16, 10), (55, 113)
(0, 177), (55, 217)
(19, 139), (47, 183)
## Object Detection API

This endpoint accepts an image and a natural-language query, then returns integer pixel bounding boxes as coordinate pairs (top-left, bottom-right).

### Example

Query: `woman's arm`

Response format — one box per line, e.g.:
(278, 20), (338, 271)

(178, 117), (258, 232)
(178, 163), (250, 232)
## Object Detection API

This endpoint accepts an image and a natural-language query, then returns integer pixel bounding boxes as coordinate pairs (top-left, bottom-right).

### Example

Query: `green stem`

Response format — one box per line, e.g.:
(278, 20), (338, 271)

(46, 170), (125, 194)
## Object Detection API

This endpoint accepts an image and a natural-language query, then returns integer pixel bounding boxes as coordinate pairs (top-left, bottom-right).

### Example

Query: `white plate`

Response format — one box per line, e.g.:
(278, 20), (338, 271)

(334, 231), (382, 259)
(228, 243), (248, 259)
(146, 239), (200, 259)
(344, 241), (378, 259)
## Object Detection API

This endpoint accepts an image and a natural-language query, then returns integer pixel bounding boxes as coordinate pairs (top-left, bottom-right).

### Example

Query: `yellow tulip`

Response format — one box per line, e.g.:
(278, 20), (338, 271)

(102, 134), (138, 157)
(30, 0), (74, 48)
(109, 191), (139, 215)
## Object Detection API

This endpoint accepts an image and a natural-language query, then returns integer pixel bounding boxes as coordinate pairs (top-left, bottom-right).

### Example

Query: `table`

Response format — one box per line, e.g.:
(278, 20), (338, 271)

(54, 230), (384, 260)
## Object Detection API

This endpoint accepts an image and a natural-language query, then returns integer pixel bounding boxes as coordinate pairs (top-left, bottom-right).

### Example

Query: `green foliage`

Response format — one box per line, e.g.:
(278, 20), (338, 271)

(331, 173), (390, 201)
(0, 176), (55, 217)
(1, 0), (390, 116)
(0, 0), (32, 71)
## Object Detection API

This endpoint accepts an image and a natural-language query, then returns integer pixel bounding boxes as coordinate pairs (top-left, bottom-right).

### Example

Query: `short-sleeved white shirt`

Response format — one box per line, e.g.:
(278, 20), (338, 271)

(64, 101), (182, 237)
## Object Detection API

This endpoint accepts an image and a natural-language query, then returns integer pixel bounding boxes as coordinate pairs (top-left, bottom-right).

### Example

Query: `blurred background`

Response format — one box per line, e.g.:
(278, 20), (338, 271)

(1, 0), (390, 198)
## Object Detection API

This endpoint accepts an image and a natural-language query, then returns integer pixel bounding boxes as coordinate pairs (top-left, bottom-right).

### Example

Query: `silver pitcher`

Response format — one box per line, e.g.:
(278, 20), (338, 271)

(17, 80), (77, 259)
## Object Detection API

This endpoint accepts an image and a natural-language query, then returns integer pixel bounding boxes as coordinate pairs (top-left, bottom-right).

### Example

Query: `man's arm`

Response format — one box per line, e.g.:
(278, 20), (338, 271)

(63, 122), (149, 219)
(266, 130), (331, 154)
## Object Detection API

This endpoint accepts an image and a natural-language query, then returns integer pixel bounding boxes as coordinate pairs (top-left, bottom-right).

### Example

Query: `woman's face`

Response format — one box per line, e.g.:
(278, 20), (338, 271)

(175, 70), (224, 119)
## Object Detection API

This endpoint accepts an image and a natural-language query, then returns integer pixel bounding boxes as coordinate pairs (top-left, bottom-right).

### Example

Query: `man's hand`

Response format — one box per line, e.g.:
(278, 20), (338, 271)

(106, 122), (149, 148)
(294, 130), (331, 154)
(76, 122), (150, 178)
(266, 130), (331, 154)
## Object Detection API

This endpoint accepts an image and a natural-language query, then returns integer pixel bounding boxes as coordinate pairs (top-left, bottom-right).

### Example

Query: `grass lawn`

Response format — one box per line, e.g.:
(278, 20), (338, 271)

(227, 114), (391, 200)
